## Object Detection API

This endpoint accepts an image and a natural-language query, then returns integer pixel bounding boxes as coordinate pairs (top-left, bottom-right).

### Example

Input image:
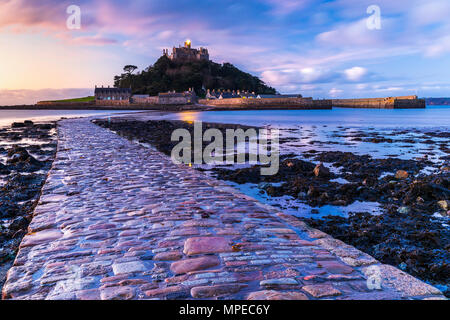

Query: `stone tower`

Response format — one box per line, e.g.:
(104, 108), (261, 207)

(163, 40), (209, 62)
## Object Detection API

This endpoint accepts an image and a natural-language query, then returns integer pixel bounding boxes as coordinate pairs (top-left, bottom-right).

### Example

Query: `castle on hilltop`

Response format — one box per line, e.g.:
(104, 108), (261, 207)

(163, 40), (209, 61)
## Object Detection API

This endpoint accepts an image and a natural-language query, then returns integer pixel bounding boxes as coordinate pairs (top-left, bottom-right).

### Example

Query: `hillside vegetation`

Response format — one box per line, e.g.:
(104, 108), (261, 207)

(113, 56), (277, 97)
(41, 96), (95, 103)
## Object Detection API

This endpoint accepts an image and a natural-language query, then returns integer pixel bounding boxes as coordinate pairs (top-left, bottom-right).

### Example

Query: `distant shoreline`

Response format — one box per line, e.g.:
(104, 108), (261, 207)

(0, 104), (205, 111)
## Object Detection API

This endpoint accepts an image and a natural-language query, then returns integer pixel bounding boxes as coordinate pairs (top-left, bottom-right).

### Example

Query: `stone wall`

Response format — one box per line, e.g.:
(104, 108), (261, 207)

(159, 96), (193, 105)
(95, 100), (131, 106)
(131, 96), (159, 104)
(332, 96), (425, 109)
(394, 98), (426, 109)
(198, 97), (332, 109)
(37, 101), (95, 107)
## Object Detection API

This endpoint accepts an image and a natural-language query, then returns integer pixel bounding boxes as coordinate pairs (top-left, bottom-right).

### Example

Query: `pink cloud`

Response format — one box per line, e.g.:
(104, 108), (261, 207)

(0, 0), (76, 30)
(260, 0), (310, 15)
(0, 88), (93, 105)
(65, 34), (117, 46)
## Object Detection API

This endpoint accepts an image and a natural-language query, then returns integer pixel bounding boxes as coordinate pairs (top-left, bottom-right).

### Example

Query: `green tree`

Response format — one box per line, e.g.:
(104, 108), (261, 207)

(123, 65), (138, 75)
(114, 57), (277, 96)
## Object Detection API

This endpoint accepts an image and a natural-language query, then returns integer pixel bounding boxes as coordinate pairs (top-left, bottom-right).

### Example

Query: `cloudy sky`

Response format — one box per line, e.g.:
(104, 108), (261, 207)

(1, 0), (450, 105)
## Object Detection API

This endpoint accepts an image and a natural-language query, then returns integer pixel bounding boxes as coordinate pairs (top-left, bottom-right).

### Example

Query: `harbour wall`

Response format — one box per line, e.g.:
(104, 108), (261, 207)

(198, 97), (333, 110)
(332, 96), (426, 109)
(27, 95), (425, 110)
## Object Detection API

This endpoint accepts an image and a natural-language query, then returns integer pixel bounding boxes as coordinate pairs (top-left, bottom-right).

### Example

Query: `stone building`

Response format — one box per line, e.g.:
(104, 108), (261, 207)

(163, 40), (209, 61)
(206, 89), (257, 100)
(158, 89), (197, 105)
(94, 86), (132, 102)
(131, 95), (159, 104)
(257, 94), (303, 99)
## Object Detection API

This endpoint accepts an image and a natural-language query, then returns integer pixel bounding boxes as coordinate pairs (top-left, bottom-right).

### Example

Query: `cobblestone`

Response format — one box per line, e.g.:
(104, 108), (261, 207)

(1, 118), (445, 300)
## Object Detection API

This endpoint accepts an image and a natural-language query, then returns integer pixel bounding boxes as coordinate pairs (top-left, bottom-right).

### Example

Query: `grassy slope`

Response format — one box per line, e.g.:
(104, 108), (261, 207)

(41, 96), (95, 103)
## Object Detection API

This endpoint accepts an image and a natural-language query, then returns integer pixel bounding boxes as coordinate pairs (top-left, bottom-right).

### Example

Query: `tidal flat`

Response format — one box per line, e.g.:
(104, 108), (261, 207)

(0, 121), (57, 287)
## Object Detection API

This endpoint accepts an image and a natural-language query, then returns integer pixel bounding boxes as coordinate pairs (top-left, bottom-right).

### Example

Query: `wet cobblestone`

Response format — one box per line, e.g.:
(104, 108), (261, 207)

(1, 118), (445, 300)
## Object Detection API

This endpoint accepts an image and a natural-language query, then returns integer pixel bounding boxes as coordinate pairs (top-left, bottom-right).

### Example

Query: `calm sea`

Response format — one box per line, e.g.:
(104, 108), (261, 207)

(0, 109), (144, 128)
(162, 106), (450, 221)
(165, 105), (450, 129)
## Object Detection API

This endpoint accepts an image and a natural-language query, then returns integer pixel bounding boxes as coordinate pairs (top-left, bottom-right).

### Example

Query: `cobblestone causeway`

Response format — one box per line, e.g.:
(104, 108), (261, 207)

(2, 118), (445, 300)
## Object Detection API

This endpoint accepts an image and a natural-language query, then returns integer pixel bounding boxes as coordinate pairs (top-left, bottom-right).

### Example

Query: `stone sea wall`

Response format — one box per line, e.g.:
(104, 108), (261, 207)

(30, 95), (425, 110)
(198, 97), (333, 110)
(131, 96), (159, 105)
(332, 96), (425, 109)
(95, 100), (131, 106)
(37, 101), (95, 107)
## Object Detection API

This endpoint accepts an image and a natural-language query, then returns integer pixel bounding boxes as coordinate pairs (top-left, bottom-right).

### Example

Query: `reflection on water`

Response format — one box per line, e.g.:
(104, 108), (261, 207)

(156, 107), (450, 219)
(0, 109), (143, 128)
(165, 106), (450, 128)
(178, 111), (199, 123)
(158, 106), (450, 163)
(233, 182), (384, 219)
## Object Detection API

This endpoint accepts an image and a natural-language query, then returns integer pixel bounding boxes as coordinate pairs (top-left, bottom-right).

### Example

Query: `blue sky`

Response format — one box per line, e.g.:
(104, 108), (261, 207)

(0, 0), (450, 104)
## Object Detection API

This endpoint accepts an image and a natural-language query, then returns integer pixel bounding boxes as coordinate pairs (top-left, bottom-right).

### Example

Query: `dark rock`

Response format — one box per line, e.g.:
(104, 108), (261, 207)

(0, 201), (21, 219)
(35, 124), (53, 130)
(11, 122), (26, 128)
(6, 146), (43, 172)
(0, 161), (10, 175)
(7, 146), (33, 163)
(9, 216), (28, 231)
(437, 200), (449, 211)
(313, 163), (330, 178)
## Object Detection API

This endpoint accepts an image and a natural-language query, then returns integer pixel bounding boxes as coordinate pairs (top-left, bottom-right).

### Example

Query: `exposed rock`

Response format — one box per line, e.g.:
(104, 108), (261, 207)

(395, 170), (409, 180)
(313, 163), (330, 178)
(437, 200), (449, 211)
(11, 122), (26, 128)
(6, 146), (43, 172)
(0, 161), (10, 175)
(397, 206), (410, 214)
(9, 216), (28, 231)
